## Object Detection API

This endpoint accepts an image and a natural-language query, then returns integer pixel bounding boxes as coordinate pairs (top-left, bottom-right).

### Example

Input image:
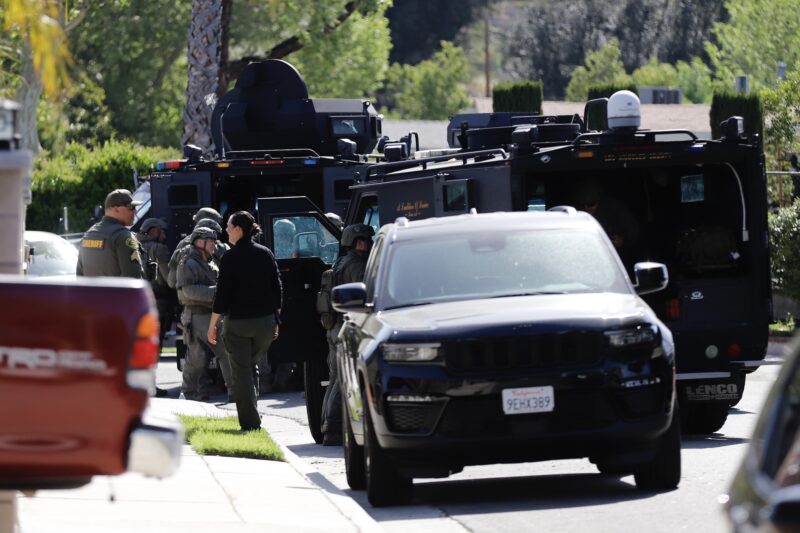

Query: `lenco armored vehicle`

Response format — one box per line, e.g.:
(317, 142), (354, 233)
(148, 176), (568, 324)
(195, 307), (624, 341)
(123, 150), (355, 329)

(141, 60), (415, 442)
(326, 91), (772, 435)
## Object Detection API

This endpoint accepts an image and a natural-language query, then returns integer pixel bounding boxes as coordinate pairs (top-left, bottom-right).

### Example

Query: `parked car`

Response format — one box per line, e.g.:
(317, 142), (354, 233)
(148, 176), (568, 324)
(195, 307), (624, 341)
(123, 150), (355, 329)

(24, 230), (78, 277)
(725, 337), (800, 532)
(0, 276), (182, 490)
(332, 210), (680, 506)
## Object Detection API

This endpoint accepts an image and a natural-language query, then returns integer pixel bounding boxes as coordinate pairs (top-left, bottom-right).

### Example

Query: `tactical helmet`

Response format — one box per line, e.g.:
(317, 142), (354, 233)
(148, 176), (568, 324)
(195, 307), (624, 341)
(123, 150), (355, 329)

(341, 223), (374, 247)
(325, 212), (344, 230)
(194, 217), (223, 234)
(193, 207), (222, 224)
(140, 217), (167, 233)
(190, 226), (218, 244)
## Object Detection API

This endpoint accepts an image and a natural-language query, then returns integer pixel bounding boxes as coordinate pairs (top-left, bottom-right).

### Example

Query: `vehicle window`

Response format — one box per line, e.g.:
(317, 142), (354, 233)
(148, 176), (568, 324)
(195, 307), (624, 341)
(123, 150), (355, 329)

(355, 195), (380, 234)
(364, 236), (384, 301)
(272, 215), (338, 264)
(380, 229), (628, 309)
(26, 237), (79, 276)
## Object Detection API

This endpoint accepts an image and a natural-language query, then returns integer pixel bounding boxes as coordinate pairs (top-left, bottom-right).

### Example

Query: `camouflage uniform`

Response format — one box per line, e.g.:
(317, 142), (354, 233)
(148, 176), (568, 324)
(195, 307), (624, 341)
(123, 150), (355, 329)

(320, 249), (369, 442)
(176, 242), (233, 400)
(76, 216), (143, 278)
(139, 219), (174, 351)
(168, 218), (227, 291)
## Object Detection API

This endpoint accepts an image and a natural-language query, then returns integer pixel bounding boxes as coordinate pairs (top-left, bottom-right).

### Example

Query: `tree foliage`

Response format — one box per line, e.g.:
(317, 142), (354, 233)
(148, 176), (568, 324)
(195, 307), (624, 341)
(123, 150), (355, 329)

(505, 0), (725, 99)
(565, 39), (632, 102)
(676, 58), (714, 104)
(385, 41), (471, 119)
(631, 57), (678, 88)
(28, 140), (178, 233)
(706, 0), (800, 92)
(769, 200), (800, 301)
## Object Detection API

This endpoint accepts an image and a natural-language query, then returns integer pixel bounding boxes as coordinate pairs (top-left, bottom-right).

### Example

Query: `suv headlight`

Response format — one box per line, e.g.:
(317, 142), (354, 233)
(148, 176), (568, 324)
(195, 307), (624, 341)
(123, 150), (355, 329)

(382, 343), (441, 363)
(604, 324), (658, 348)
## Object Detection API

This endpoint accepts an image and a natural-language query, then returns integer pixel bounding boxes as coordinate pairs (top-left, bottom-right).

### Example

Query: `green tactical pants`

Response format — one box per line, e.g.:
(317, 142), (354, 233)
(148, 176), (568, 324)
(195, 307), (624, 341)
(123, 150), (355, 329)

(223, 314), (276, 430)
(181, 310), (233, 399)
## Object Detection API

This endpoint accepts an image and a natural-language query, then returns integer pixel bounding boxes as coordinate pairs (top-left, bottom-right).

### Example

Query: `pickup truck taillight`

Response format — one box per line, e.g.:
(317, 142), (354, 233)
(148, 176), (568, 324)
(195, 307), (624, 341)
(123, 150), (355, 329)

(127, 312), (160, 392)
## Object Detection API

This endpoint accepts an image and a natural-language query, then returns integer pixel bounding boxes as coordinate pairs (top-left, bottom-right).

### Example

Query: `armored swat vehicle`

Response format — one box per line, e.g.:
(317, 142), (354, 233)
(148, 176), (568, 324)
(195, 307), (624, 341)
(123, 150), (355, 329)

(143, 60), (413, 442)
(325, 91), (772, 435)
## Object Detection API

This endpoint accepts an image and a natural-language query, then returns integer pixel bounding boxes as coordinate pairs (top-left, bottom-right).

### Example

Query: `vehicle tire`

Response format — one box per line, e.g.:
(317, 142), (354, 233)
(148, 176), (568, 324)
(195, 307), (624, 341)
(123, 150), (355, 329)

(682, 402), (729, 434)
(596, 462), (634, 475)
(364, 393), (412, 506)
(343, 396), (365, 490)
(634, 405), (682, 491)
(304, 359), (327, 444)
(729, 376), (746, 407)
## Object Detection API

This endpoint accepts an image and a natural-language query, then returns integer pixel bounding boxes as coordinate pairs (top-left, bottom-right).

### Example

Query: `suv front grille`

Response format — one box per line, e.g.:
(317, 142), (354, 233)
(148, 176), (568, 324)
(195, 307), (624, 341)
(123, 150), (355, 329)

(443, 331), (602, 373)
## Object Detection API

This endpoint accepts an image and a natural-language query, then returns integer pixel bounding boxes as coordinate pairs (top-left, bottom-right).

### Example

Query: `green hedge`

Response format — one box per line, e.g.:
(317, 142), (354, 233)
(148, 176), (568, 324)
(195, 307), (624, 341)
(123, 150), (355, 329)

(492, 81), (543, 113)
(28, 140), (179, 233)
(709, 91), (763, 140)
(586, 84), (638, 131)
(769, 200), (800, 302)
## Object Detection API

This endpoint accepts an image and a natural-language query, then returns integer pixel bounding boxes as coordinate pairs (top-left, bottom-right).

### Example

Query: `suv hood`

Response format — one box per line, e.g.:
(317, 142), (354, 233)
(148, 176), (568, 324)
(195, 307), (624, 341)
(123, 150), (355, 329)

(379, 293), (654, 339)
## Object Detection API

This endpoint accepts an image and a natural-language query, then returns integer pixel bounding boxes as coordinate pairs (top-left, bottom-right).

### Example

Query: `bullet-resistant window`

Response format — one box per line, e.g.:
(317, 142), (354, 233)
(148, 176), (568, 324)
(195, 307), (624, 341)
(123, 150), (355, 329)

(443, 181), (469, 213)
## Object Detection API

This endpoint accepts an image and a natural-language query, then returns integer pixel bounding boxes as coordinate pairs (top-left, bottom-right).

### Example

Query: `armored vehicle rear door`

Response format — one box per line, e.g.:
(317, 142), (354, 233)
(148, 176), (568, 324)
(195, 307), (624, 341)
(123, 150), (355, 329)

(256, 196), (342, 365)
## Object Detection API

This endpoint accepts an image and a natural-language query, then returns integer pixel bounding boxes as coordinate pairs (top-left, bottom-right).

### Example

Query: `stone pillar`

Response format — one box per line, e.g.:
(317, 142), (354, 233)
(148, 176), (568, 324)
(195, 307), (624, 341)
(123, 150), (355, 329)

(0, 490), (17, 533)
(0, 99), (32, 275)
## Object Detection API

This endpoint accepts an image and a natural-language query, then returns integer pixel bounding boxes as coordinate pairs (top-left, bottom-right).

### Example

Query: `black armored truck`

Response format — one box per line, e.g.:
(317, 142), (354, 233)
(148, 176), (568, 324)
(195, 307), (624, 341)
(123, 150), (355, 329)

(332, 91), (773, 435)
(141, 60), (417, 442)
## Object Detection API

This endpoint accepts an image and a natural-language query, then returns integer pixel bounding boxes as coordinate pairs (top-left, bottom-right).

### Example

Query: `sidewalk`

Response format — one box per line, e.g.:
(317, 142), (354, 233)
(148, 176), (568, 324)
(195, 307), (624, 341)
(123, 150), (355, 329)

(15, 398), (383, 533)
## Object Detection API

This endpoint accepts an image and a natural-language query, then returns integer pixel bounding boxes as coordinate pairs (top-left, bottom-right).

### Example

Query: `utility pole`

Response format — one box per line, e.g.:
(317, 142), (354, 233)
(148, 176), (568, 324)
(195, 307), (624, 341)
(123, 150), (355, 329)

(484, 14), (491, 98)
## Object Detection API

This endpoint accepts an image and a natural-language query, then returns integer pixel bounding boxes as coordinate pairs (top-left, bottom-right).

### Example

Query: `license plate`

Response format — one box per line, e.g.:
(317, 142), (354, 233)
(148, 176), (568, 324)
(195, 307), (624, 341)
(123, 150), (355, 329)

(502, 386), (555, 415)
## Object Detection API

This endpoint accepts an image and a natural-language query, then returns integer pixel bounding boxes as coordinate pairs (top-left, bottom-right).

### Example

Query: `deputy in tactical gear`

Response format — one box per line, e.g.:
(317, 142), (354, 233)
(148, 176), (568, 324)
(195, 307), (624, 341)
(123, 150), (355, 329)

(176, 227), (234, 401)
(168, 217), (227, 291)
(193, 206), (223, 225)
(139, 218), (174, 350)
(77, 189), (144, 278)
(320, 222), (374, 446)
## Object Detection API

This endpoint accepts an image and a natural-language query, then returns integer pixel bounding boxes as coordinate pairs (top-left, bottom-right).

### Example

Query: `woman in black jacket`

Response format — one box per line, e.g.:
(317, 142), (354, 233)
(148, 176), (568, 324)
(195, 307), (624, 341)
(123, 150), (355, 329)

(208, 211), (282, 431)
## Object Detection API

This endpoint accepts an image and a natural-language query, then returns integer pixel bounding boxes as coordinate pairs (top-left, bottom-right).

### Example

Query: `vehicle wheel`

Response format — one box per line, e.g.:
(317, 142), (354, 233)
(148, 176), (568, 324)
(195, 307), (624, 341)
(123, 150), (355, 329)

(596, 462), (634, 475)
(682, 402), (729, 434)
(634, 405), (682, 490)
(364, 393), (412, 506)
(304, 359), (327, 444)
(729, 376), (746, 407)
(343, 396), (365, 490)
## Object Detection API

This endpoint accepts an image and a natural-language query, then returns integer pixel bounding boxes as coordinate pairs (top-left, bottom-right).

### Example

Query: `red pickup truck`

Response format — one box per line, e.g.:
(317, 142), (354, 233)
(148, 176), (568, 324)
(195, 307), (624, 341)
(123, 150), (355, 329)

(0, 276), (182, 490)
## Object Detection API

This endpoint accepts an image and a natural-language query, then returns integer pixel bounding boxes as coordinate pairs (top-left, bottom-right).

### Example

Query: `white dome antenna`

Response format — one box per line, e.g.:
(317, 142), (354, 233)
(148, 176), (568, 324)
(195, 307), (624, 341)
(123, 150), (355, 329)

(607, 90), (641, 131)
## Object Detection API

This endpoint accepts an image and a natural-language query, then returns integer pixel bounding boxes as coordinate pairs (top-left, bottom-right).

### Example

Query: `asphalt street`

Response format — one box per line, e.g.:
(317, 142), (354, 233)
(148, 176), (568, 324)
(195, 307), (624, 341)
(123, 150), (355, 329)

(156, 340), (792, 533)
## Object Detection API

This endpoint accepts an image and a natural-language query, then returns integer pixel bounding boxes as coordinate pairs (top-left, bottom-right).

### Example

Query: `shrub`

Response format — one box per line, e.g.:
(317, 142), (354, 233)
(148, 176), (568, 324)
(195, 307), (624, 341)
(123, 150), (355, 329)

(769, 200), (800, 301)
(28, 140), (179, 233)
(492, 81), (543, 113)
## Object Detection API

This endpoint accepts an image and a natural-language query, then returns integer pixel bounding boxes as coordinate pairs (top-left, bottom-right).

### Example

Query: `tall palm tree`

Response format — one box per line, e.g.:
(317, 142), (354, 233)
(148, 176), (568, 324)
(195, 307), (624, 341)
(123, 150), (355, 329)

(182, 0), (228, 155)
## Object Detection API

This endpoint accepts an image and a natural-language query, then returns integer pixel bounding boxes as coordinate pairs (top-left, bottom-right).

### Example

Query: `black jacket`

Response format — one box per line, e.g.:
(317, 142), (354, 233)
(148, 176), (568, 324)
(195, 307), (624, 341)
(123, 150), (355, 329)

(213, 239), (282, 320)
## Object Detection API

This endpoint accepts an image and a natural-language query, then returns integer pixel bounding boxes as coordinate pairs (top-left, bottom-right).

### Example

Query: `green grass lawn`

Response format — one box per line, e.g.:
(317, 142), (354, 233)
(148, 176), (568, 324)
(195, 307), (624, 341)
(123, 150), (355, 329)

(161, 346), (177, 354)
(770, 314), (796, 336)
(178, 415), (285, 461)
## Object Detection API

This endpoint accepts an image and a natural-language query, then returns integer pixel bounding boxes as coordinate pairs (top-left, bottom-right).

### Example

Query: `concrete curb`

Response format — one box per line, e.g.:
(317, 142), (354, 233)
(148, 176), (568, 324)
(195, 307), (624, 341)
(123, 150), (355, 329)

(274, 438), (385, 533)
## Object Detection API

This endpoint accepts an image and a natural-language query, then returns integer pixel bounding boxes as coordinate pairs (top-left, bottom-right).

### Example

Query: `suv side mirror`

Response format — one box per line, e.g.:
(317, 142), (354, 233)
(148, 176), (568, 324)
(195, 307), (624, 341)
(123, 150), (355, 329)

(633, 262), (668, 295)
(768, 485), (800, 529)
(332, 282), (370, 313)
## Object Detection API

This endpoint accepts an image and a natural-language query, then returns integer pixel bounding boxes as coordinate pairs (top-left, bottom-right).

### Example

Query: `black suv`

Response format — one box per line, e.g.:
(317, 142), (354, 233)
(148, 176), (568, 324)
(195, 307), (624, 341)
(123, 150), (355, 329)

(332, 210), (680, 506)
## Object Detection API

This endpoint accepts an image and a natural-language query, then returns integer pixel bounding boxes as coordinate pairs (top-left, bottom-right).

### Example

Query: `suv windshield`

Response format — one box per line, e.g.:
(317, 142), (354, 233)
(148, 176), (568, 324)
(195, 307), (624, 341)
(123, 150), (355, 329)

(381, 228), (629, 309)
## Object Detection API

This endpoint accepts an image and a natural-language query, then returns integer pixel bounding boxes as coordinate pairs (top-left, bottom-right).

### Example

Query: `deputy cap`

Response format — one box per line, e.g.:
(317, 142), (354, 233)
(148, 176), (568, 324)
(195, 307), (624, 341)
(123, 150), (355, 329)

(140, 218), (167, 233)
(341, 223), (374, 247)
(190, 226), (218, 244)
(194, 217), (222, 234)
(193, 207), (222, 224)
(104, 189), (142, 209)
